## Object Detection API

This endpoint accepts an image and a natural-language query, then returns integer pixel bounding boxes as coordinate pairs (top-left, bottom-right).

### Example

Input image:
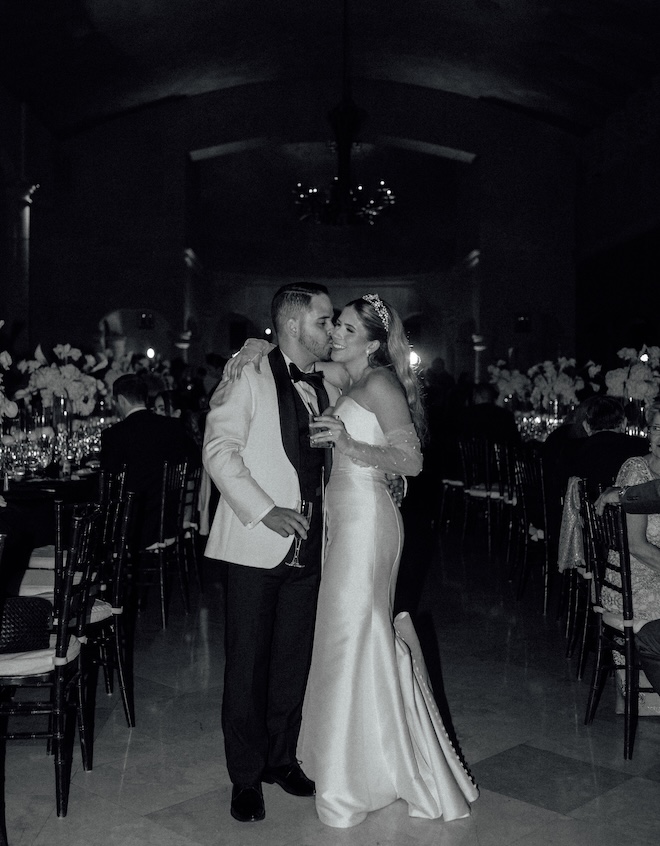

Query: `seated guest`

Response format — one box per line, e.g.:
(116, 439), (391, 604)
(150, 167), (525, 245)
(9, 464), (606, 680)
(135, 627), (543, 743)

(152, 389), (183, 418)
(101, 374), (199, 549)
(596, 468), (660, 693)
(459, 382), (522, 445)
(568, 396), (647, 495)
(542, 397), (593, 474)
(153, 387), (209, 451)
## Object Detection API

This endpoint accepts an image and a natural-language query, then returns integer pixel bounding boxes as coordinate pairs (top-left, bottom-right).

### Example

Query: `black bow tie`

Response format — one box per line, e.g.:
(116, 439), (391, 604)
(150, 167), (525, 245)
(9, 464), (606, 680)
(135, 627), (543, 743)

(289, 363), (324, 388)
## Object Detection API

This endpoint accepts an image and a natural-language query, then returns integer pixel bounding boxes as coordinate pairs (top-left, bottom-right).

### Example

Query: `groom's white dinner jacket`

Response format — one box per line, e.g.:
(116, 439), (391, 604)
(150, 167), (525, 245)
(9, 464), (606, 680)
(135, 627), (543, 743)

(202, 348), (340, 569)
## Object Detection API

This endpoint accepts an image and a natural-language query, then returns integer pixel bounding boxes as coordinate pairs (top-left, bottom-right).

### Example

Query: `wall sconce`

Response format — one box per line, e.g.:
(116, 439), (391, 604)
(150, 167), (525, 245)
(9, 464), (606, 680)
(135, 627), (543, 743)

(139, 311), (154, 330)
(175, 330), (192, 350)
(471, 334), (486, 352)
(515, 313), (531, 333)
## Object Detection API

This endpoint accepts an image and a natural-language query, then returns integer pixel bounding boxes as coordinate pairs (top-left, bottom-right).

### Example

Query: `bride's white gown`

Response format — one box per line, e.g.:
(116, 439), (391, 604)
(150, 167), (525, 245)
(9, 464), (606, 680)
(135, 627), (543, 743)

(298, 396), (478, 828)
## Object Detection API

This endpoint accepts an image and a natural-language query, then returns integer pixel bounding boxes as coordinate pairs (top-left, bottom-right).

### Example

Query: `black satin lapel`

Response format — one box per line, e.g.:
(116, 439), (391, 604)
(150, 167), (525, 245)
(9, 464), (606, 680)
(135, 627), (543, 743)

(269, 347), (300, 471)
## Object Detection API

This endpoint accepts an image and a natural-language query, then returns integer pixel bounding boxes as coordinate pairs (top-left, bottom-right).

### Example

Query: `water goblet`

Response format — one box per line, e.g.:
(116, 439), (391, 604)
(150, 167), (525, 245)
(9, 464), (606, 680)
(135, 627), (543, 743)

(309, 413), (334, 449)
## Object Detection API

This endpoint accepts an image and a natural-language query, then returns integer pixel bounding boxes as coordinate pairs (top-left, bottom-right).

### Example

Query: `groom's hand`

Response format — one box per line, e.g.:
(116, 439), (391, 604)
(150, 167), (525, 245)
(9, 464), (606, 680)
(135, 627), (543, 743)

(262, 506), (310, 539)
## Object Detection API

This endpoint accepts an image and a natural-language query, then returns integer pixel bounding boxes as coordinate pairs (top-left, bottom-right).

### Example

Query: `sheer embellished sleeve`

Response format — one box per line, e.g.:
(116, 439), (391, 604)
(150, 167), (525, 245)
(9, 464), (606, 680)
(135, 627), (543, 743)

(616, 456), (651, 487)
(335, 423), (423, 477)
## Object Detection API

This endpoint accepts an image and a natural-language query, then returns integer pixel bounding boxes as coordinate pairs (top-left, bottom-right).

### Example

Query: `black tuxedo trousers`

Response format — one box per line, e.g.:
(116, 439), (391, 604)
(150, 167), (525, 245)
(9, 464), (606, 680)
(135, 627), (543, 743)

(222, 366), (326, 784)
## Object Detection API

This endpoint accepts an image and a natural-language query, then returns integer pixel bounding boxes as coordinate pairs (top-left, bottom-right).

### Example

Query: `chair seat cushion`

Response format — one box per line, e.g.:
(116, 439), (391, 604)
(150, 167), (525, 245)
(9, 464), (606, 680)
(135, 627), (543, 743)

(17, 568), (55, 597)
(0, 634), (81, 676)
(466, 485), (502, 499)
(27, 546), (68, 571)
(17, 566), (82, 598)
(600, 608), (647, 634)
(144, 536), (176, 551)
(88, 599), (114, 625)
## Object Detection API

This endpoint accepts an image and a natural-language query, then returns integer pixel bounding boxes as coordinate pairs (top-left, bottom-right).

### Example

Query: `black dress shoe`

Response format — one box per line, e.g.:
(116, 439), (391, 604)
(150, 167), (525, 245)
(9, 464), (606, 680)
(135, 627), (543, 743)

(262, 763), (315, 797)
(230, 783), (265, 822)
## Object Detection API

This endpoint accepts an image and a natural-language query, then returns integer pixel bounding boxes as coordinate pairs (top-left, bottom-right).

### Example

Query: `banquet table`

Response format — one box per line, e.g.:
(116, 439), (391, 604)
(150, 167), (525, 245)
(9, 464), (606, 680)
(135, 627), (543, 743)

(514, 410), (564, 443)
(3, 468), (99, 504)
(0, 469), (100, 594)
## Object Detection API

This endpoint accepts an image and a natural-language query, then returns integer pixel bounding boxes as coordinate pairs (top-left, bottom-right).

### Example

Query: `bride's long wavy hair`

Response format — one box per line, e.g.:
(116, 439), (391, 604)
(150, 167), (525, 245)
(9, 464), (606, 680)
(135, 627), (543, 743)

(348, 296), (427, 444)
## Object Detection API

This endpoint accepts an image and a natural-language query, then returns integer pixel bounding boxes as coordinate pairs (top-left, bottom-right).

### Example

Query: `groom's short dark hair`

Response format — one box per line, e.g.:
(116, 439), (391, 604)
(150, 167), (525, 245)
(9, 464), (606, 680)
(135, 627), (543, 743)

(271, 282), (329, 335)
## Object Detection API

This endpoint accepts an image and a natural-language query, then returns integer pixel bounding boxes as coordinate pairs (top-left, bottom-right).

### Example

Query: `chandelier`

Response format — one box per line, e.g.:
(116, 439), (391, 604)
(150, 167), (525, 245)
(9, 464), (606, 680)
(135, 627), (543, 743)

(293, 1), (395, 226)
(294, 174), (395, 226)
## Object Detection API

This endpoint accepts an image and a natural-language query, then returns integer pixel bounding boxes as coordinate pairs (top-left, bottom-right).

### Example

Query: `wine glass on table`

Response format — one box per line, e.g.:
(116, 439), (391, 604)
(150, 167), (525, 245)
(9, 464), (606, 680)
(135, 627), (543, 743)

(287, 500), (314, 568)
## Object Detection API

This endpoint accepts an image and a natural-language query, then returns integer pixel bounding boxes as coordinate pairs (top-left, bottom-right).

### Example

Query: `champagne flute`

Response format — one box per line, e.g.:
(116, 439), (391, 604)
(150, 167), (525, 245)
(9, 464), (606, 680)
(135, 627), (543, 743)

(287, 500), (314, 568)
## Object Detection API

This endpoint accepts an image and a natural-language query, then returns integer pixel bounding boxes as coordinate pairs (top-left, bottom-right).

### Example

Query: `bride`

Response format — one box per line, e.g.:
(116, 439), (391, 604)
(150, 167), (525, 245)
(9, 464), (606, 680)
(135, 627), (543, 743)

(300, 293), (477, 827)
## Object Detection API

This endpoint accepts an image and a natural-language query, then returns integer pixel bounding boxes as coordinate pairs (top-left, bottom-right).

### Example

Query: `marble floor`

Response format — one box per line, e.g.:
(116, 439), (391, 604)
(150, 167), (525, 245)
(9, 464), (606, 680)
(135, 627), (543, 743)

(5, 485), (660, 846)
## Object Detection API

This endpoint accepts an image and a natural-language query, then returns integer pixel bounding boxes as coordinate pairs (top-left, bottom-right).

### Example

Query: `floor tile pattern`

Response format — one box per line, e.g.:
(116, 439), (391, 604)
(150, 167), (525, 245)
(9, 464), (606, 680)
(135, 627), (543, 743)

(4, 482), (660, 845)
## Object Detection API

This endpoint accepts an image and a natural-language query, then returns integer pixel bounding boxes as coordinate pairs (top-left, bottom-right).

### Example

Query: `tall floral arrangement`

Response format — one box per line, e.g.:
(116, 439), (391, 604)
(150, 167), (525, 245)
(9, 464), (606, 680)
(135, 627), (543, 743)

(14, 343), (106, 417)
(0, 320), (18, 420)
(527, 357), (587, 408)
(604, 346), (660, 404)
(93, 348), (173, 395)
(487, 361), (531, 405)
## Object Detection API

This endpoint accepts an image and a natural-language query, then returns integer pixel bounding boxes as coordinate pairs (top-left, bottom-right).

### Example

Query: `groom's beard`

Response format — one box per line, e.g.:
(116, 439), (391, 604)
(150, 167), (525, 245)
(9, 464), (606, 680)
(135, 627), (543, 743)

(299, 328), (332, 363)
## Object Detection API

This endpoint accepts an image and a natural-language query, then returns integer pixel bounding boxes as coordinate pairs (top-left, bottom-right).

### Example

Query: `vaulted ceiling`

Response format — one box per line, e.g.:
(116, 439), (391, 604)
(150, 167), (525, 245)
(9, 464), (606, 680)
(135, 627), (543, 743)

(3, 1), (659, 286)
(2, 0), (660, 139)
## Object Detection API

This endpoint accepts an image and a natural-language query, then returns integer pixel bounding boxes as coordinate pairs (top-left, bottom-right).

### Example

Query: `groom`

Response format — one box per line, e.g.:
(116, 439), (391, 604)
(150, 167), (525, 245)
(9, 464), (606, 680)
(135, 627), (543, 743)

(203, 282), (338, 822)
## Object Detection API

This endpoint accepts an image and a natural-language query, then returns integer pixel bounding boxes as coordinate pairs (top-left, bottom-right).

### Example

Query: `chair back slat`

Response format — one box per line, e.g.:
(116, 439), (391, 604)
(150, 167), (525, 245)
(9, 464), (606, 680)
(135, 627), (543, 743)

(52, 499), (65, 599)
(494, 440), (519, 504)
(458, 436), (502, 493)
(98, 466), (127, 508)
(514, 448), (548, 540)
(180, 463), (202, 529)
(579, 489), (655, 758)
(107, 490), (138, 608)
(54, 504), (104, 658)
(159, 460), (189, 543)
(582, 495), (634, 622)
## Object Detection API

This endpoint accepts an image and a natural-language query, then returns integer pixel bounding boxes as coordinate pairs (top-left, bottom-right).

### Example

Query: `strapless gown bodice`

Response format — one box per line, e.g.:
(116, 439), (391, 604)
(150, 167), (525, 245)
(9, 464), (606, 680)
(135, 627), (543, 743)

(298, 395), (478, 828)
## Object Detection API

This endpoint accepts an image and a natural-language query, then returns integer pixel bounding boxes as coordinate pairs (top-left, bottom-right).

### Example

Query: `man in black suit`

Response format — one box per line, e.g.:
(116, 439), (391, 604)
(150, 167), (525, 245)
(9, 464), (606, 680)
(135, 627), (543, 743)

(598, 479), (660, 514)
(101, 373), (198, 549)
(203, 283), (339, 823)
(568, 396), (647, 496)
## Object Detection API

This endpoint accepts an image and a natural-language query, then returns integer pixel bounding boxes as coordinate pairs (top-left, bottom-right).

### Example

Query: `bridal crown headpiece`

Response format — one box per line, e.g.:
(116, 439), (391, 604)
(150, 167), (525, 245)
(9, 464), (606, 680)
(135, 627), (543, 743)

(362, 294), (390, 332)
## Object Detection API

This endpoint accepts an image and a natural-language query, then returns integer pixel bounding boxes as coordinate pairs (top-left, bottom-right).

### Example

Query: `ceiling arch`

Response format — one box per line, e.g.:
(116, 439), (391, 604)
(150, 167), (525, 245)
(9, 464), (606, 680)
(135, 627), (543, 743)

(2, 1), (660, 138)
